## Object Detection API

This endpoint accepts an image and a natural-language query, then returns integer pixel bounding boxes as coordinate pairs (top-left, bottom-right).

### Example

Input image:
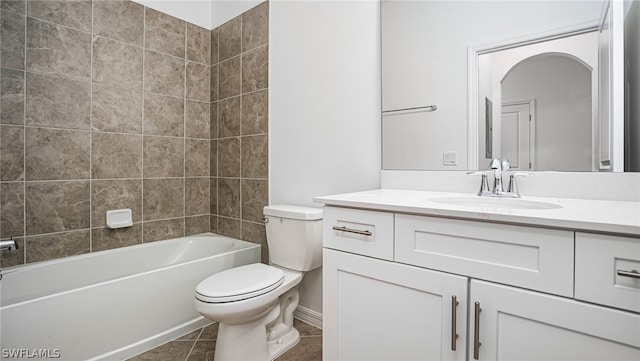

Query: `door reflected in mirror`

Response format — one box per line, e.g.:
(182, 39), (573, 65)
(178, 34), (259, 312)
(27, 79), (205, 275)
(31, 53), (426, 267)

(478, 31), (597, 172)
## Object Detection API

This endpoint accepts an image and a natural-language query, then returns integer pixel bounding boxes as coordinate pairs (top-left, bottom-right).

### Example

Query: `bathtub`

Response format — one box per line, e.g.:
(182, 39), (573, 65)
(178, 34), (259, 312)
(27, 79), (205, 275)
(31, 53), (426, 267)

(0, 233), (260, 360)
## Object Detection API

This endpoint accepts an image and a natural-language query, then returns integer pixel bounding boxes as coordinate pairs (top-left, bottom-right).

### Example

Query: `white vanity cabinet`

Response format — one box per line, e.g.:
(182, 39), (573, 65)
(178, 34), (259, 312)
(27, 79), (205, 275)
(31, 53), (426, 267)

(321, 205), (640, 361)
(323, 248), (468, 361)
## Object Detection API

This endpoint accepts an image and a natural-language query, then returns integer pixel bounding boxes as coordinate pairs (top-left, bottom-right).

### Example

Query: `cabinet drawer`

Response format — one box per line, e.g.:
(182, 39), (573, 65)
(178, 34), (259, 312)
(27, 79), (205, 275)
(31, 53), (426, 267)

(322, 206), (394, 260)
(395, 214), (574, 297)
(575, 232), (640, 313)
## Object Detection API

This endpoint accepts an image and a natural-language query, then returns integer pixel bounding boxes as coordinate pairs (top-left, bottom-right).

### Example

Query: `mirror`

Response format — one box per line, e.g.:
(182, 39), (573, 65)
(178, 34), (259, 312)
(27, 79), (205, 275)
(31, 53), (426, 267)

(381, 0), (639, 172)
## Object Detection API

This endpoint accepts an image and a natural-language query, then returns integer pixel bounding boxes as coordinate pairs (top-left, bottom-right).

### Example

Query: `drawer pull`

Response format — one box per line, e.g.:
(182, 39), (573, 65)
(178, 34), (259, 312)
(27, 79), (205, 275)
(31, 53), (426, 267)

(473, 302), (482, 360)
(451, 295), (459, 351)
(332, 226), (372, 237)
(617, 269), (640, 279)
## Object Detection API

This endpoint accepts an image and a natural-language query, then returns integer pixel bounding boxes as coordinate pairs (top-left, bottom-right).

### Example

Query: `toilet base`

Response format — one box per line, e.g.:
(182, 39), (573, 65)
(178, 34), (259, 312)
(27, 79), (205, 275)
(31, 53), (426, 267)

(212, 287), (302, 361)
(267, 326), (300, 360)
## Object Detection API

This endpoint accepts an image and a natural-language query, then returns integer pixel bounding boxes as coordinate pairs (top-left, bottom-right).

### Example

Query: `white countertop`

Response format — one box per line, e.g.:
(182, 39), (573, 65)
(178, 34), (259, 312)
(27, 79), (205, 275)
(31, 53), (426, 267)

(314, 189), (640, 236)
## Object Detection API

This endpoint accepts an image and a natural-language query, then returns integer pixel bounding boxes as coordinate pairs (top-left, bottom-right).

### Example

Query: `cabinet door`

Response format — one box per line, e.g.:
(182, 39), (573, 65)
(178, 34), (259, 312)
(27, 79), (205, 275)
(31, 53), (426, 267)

(323, 249), (467, 361)
(470, 280), (640, 360)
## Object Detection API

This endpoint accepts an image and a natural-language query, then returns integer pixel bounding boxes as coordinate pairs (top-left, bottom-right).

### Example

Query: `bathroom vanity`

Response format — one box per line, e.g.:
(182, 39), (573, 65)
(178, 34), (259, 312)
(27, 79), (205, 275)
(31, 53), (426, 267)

(315, 189), (640, 360)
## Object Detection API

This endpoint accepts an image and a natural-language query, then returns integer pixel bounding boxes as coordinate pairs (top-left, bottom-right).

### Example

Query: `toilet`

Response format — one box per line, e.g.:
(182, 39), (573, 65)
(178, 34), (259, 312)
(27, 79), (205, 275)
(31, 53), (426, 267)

(194, 205), (323, 361)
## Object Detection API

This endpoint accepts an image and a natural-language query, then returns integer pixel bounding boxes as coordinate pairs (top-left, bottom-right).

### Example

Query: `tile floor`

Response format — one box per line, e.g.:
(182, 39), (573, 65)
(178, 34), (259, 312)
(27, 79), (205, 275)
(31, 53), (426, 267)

(127, 319), (322, 361)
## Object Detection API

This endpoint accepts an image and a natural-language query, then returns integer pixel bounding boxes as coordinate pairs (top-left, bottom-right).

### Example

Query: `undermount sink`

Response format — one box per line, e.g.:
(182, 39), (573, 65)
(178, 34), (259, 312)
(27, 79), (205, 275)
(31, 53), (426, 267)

(427, 196), (563, 210)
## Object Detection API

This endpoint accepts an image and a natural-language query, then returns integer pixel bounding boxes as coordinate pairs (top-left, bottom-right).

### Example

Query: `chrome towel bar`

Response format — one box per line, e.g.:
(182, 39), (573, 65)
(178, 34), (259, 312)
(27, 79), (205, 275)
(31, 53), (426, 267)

(382, 104), (438, 114)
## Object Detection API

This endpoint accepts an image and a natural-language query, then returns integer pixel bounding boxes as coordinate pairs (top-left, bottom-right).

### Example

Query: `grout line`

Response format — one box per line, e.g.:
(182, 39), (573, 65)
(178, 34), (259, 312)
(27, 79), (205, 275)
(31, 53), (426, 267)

(89, 0), (95, 253)
(141, 5), (146, 243)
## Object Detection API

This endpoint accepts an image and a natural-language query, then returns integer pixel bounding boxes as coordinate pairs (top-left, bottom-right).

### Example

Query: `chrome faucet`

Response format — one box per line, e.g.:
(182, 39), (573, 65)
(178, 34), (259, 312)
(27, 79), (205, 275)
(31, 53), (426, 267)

(489, 157), (510, 194)
(468, 158), (531, 198)
(0, 237), (18, 251)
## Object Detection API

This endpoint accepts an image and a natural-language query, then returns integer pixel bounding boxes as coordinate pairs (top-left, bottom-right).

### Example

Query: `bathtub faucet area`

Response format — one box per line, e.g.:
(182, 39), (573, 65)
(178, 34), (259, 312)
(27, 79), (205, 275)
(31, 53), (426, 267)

(0, 237), (18, 251)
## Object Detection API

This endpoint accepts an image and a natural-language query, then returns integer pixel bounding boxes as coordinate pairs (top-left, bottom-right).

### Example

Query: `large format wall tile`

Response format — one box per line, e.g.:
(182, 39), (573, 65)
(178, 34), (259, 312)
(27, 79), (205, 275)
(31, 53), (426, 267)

(218, 137), (240, 177)
(145, 7), (185, 58)
(25, 229), (90, 263)
(26, 18), (91, 80)
(143, 178), (184, 221)
(27, 0), (92, 32)
(242, 179), (267, 223)
(0, 181), (24, 237)
(25, 127), (90, 181)
(92, 36), (143, 90)
(219, 16), (241, 62)
(242, 45), (268, 93)
(218, 177), (240, 218)
(91, 132), (142, 179)
(185, 100), (210, 139)
(219, 56), (240, 99)
(219, 96), (240, 137)
(185, 215), (209, 236)
(92, 224), (142, 252)
(144, 50), (185, 98)
(143, 136), (184, 178)
(185, 138), (209, 177)
(143, 218), (184, 243)
(186, 61), (210, 102)
(185, 177), (210, 216)
(242, 1), (269, 52)
(0, 125), (24, 181)
(143, 92), (184, 137)
(1, 0), (26, 14)
(0, 68), (25, 125)
(242, 89), (268, 135)
(93, 0), (144, 46)
(1, 10), (25, 70)
(241, 134), (268, 179)
(91, 83), (142, 133)
(26, 72), (91, 129)
(187, 23), (210, 65)
(91, 179), (142, 227)
(25, 181), (90, 235)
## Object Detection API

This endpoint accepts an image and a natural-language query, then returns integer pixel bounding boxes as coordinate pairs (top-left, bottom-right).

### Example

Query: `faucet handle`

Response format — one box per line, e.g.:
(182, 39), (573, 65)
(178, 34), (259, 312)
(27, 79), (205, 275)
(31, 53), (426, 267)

(466, 171), (490, 196)
(501, 159), (510, 171)
(507, 172), (533, 196)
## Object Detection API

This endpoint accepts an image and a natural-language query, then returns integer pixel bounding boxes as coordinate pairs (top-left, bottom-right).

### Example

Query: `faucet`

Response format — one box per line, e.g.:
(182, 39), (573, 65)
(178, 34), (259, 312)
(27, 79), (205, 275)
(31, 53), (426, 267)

(0, 237), (18, 251)
(489, 157), (510, 194)
(468, 158), (531, 198)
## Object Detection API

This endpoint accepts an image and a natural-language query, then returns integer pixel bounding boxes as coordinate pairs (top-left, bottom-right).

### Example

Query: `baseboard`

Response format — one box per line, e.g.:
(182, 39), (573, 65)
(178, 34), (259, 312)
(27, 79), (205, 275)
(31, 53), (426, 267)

(294, 305), (322, 329)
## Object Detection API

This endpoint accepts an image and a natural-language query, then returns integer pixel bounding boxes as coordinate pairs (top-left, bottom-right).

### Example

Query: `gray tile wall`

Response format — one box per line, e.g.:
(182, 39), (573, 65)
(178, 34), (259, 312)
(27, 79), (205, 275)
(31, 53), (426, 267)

(0, 0), (221, 267)
(211, 1), (269, 263)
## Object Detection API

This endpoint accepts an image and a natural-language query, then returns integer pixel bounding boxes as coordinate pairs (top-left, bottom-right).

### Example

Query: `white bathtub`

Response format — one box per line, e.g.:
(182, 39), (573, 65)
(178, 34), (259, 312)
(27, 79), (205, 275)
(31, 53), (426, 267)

(0, 233), (261, 360)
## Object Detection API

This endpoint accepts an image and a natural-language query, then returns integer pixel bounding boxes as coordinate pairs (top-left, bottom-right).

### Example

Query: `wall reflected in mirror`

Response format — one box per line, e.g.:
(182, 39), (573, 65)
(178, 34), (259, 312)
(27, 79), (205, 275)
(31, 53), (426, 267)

(381, 0), (639, 172)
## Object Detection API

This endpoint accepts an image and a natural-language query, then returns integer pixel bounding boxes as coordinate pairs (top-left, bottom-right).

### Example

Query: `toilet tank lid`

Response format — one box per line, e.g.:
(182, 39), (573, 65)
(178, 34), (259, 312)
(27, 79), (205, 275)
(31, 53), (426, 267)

(263, 205), (322, 220)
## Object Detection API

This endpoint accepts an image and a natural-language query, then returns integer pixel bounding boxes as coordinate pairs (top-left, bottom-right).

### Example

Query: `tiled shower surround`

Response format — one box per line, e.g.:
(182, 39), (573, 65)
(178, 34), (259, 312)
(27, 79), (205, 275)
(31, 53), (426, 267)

(0, 0), (269, 267)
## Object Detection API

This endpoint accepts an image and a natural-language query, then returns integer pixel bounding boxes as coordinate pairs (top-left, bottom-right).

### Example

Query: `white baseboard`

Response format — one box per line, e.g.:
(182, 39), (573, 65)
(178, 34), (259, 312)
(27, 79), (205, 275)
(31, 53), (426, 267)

(294, 305), (322, 329)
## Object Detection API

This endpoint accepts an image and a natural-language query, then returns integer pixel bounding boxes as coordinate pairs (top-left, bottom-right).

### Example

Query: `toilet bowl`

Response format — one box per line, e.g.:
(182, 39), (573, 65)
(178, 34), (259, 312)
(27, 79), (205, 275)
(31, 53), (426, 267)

(194, 205), (323, 361)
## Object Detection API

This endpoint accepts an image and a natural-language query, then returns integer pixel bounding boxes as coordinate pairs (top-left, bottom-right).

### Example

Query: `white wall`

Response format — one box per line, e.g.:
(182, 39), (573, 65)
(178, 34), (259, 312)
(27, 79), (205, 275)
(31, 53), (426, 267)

(269, 0), (381, 315)
(211, 0), (264, 28)
(382, 0), (604, 170)
(132, 0), (213, 28)
(625, 0), (640, 171)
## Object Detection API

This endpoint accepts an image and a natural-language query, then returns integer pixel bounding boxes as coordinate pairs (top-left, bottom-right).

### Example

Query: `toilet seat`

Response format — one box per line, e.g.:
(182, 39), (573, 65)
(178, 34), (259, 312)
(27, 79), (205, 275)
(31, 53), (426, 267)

(195, 263), (285, 303)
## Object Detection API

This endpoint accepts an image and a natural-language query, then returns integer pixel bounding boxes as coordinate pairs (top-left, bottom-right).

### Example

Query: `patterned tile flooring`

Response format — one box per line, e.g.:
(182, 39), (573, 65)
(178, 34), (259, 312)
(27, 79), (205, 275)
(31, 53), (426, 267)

(127, 319), (322, 361)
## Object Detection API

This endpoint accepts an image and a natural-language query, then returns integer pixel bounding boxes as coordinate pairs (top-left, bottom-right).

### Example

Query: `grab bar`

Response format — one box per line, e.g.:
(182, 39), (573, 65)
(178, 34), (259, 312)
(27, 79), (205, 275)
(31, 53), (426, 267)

(382, 104), (438, 114)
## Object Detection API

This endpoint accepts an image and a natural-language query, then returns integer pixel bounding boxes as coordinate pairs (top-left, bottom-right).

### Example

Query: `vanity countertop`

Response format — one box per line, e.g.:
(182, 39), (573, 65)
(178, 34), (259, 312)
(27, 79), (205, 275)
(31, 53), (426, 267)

(313, 189), (640, 236)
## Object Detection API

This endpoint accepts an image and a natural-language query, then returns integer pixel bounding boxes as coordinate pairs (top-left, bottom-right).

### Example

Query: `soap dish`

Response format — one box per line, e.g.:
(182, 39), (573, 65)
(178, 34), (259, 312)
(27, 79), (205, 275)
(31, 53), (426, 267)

(106, 209), (133, 229)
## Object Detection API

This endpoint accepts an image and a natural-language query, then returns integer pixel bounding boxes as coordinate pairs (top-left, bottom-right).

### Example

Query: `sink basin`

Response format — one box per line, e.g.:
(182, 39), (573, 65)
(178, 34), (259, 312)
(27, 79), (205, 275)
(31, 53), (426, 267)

(427, 196), (563, 210)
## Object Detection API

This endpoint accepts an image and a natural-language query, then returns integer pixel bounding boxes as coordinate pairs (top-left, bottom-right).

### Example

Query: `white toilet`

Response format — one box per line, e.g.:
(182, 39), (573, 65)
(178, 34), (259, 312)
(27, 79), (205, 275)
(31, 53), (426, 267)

(194, 205), (323, 361)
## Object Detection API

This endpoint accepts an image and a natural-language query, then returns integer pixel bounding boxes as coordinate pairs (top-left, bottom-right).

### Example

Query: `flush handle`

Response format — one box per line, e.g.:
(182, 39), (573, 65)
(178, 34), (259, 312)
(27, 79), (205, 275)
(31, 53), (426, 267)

(332, 226), (372, 237)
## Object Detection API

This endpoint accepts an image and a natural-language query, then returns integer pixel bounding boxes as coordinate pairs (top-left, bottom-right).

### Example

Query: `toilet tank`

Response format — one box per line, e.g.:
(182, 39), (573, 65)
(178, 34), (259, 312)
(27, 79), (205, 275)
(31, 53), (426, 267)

(263, 205), (323, 272)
